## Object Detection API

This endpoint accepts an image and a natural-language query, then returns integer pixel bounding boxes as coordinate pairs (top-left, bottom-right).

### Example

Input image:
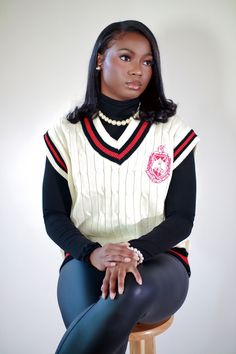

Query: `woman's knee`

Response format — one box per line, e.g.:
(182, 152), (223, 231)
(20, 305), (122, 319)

(119, 254), (189, 321)
(120, 271), (155, 308)
(57, 259), (104, 327)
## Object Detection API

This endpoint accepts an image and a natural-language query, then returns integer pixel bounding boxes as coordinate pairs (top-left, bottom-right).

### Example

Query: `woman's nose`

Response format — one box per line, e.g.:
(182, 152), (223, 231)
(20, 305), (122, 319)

(128, 62), (142, 76)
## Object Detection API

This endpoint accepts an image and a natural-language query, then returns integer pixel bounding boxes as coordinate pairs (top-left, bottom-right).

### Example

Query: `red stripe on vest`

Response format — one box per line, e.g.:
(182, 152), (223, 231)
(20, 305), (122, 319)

(84, 118), (119, 158)
(44, 134), (67, 172)
(174, 131), (196, 158)
(118, 122), (149, 159)
(84, 118), (148, 160)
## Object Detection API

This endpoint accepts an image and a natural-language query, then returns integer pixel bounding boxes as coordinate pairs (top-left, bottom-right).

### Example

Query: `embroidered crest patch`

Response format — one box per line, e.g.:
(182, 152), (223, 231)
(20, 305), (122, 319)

(146, 145), (171, 183)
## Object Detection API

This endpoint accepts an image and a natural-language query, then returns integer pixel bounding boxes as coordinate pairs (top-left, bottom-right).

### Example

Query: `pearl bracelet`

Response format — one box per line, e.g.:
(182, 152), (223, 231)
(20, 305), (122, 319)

(128, 246), (144, 265)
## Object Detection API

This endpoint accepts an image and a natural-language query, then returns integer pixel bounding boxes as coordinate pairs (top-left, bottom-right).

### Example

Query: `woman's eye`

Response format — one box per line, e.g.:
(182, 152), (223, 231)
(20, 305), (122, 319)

(120, 55), (131, 61)
(144, 59), (154, 66)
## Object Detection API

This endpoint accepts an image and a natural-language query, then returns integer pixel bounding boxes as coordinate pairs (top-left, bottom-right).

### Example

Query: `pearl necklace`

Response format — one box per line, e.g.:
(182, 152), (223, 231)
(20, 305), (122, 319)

(98, 103), (140, 126)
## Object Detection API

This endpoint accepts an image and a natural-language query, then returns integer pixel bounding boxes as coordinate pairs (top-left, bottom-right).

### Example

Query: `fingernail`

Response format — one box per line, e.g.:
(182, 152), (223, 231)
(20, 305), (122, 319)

(138, 280), (142, 285)
(110, 293), (115, 300)
(124, 257), (131, 262)
(118, 288), (123, 294)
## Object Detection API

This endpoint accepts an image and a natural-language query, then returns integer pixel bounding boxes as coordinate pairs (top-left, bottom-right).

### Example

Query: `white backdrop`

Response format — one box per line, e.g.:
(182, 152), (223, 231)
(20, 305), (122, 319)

(1, 0), (235, 353)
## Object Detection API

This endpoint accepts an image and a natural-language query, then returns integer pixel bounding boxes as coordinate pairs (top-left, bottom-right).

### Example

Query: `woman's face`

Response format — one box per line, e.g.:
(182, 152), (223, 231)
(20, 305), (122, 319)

(97, 32), (153, 101)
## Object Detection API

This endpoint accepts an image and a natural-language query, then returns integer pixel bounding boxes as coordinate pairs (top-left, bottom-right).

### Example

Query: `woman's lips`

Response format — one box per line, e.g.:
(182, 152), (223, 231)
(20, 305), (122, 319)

(125, 81), (142, 90)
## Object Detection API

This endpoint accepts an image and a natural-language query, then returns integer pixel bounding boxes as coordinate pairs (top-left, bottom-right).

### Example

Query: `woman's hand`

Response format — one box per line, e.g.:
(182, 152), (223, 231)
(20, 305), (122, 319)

(101, 260), (142, 300)
(89, 243), (139, 271)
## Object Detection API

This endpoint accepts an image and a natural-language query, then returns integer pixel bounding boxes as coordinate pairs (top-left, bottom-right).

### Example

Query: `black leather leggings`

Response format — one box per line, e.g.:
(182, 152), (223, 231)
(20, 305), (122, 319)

(56, 253), (189, 354)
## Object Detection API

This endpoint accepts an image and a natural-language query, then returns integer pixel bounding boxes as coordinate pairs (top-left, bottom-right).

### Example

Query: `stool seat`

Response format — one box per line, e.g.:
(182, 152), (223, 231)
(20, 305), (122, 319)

(129, 316), (174, 354)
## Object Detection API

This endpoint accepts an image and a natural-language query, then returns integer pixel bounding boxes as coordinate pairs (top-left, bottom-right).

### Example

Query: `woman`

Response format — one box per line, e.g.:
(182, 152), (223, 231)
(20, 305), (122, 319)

(43, 20), (199, 354)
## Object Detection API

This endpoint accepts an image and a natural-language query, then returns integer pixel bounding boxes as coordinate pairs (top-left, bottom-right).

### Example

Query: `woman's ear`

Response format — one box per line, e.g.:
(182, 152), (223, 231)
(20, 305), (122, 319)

(96, 53), (103, 70)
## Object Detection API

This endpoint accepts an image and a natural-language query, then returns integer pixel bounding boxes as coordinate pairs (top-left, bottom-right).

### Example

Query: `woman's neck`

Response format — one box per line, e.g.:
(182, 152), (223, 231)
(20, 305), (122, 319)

(98, 93), (140, 121)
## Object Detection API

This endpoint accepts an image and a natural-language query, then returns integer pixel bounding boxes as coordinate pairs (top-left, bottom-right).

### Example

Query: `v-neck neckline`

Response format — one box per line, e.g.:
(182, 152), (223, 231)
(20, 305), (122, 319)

(93, 116), (140, 149)
(81, 117), (151, 165)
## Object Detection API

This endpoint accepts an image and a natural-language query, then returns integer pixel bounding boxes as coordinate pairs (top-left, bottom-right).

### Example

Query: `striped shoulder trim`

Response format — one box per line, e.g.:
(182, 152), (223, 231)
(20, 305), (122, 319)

(82, 117), (151, 165)
(174, 129), (198, 162)
(44, 132), (67, 173)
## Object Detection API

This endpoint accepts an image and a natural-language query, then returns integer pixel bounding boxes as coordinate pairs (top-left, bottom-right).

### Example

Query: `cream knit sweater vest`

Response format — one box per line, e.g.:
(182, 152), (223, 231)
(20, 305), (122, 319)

(44, 115), (199, 252)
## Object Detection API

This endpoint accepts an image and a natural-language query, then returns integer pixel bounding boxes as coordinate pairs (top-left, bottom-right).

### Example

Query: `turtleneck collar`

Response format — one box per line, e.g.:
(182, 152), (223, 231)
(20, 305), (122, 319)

(98, 93), (140, 121)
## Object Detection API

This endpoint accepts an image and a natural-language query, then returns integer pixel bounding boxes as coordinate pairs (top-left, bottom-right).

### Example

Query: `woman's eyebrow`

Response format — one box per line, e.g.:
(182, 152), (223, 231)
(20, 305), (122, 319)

(117, 48), (153, 56)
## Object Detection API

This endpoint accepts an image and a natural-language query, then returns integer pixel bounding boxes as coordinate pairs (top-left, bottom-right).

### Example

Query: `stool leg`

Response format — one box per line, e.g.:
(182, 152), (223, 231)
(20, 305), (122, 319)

(130, 337), (156, 354)
(145, 337), (156, 354)
(130, 340), (144, 354)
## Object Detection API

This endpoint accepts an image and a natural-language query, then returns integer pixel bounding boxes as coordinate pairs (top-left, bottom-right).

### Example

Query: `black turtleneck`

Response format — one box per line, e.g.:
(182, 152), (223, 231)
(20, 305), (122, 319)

(98, 93), (140, 140)
(42, 95), (196, 275)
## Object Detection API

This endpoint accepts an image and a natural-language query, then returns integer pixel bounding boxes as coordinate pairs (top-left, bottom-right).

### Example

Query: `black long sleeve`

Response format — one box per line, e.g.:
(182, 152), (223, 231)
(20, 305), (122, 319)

(129, 151), (196, 258)
(42, 158), (101, 262)
(42, 151), (196, 262)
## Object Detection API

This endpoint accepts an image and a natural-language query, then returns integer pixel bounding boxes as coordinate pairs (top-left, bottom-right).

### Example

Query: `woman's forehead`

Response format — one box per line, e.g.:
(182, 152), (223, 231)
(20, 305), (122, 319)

(107, 32), (152, 54)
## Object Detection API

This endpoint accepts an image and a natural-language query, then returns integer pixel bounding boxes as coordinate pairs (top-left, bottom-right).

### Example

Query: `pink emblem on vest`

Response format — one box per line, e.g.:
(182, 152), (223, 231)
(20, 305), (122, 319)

(146, 145), (171, 183)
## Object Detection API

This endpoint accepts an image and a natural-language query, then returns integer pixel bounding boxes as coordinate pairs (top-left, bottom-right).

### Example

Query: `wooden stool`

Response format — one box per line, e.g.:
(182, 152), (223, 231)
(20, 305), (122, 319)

(129, 316), (174, 354)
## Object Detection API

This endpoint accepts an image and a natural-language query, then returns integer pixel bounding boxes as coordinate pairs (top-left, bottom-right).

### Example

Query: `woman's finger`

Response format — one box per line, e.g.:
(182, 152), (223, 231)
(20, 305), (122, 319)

(103, 244), (138, 260)
(104, 261), (116, 267)
(118, 268), (126, 294)
(109, 269), (118, 300)
(101, 270), (110, 299)
(131, 266), (142, 285)
(105, 254), (138, 263)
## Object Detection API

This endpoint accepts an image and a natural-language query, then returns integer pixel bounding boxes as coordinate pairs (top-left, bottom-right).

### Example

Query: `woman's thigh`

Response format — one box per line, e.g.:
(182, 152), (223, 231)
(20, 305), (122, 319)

(55, 254), (189, 354)
(57, 259), (104, 328)
(136, 253), (189, 323)
(57, 253), (189, 328)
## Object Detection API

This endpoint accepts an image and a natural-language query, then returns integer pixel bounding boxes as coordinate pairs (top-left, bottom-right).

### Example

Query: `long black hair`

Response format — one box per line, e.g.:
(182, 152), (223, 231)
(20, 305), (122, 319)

(67, 20), (177, 124)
